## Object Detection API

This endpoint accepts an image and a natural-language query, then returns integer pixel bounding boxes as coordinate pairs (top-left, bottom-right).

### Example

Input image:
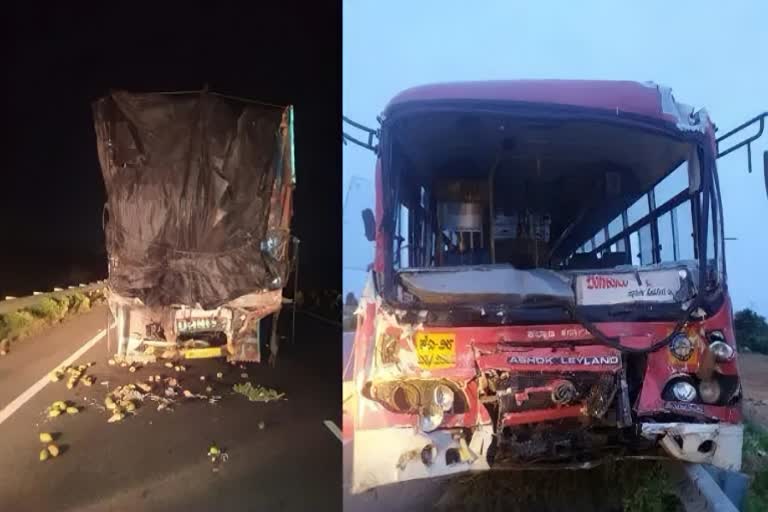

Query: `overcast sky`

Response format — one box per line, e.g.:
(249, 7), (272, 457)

(343, 0), (768, 315)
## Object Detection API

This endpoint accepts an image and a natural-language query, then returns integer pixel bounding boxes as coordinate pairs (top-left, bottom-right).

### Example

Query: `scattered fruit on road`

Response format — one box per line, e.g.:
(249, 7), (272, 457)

(47, 444), (60, 457)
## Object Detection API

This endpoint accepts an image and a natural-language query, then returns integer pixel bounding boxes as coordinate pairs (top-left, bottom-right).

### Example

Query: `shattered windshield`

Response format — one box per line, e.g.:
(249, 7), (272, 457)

(381, 109), (723, 308)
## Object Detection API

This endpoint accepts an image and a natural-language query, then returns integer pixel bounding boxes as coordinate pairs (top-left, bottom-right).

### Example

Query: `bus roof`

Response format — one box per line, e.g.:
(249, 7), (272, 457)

(384, 80), (703, 130)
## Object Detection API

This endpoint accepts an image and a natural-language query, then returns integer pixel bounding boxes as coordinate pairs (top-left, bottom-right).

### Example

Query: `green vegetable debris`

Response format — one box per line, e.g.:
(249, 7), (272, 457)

(232, 382), (285, 403)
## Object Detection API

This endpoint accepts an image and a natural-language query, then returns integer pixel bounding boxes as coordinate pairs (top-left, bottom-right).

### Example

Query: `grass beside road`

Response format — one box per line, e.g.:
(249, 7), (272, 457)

(0, 289), (106, 354)
(743, 421), (768, 512)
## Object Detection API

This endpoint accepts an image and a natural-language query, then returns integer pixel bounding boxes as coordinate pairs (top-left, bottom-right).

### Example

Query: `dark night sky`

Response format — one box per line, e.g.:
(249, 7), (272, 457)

(2, 3), (341, 295)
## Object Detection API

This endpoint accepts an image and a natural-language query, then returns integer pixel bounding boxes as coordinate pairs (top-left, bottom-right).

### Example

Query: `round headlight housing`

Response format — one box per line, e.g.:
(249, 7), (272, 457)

(420, 403), (444, 432)
(699, 379), (721, 404)
(669, 334), (695, 361)
(709, 341), (735, 362)
(433, 384), (455, 412)
(671, 380), (697, 402)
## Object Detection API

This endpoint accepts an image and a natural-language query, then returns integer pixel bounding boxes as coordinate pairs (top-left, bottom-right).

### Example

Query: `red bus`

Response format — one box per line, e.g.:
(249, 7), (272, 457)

(343, 80), (767, 492)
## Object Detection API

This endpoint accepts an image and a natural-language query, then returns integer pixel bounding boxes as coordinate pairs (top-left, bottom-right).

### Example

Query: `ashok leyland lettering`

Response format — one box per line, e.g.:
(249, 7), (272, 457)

(343, 80), (767, 492)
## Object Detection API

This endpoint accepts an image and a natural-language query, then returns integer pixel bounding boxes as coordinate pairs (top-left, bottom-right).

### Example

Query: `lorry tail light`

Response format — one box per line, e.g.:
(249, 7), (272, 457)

(698, 379), (721, 404)
(708, 341), (735, 362)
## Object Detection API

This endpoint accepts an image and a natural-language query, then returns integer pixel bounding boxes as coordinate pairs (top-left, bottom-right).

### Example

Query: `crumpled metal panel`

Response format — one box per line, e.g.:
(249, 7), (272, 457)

(398, 265), (573, 305)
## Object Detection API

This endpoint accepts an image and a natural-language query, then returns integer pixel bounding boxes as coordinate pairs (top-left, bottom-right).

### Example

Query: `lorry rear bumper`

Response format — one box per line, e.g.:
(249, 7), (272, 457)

(640, 422), (743, 471)
(351, 425), (493, 494)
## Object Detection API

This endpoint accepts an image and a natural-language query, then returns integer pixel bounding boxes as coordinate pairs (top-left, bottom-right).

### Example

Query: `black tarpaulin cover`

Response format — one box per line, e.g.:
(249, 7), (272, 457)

(93, 91), (294, 309)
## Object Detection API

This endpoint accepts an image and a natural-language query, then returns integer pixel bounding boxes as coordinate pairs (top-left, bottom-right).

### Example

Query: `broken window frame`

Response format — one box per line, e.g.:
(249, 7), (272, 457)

(579, 150), (724, 283)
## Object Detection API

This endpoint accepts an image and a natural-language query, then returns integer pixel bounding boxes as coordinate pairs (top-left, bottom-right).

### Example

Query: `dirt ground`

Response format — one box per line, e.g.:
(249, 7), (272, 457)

(739, 352), (768, 427)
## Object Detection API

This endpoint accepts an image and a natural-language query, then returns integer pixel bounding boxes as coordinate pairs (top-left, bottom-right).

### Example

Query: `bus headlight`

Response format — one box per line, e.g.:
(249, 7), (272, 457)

(709, 341), (735, 362)
(433, 384), (455, 412)
(699, 379), (721, 404)
(420, 403), (444, 432)
(671, 380), (697, 402)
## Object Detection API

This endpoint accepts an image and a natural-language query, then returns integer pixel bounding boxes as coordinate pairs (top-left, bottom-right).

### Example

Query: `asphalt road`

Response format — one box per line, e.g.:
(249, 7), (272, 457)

(0, 305), (341, 512)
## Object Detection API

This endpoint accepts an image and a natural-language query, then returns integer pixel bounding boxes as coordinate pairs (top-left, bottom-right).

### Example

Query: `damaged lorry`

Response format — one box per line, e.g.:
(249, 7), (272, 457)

(94, 90), (296, 363)
(343, 80), (768, 492)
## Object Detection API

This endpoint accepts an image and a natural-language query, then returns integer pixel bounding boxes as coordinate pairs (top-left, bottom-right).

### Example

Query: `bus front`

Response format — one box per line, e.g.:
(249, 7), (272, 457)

(349, 80), (742, 493)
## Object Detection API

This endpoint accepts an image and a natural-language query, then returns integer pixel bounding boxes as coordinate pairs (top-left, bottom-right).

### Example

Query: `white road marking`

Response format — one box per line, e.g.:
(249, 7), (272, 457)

(0, 328), (109, 426)
(323, 420), (343, 442)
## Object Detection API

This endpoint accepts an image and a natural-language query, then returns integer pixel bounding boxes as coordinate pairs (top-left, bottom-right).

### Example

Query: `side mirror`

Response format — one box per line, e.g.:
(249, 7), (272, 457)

(362, 208), (376, 242)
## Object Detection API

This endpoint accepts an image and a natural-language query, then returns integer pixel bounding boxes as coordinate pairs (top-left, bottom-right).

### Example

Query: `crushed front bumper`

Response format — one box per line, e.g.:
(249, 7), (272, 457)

(640, 422), (743, 471)
(351, 425), (493, 494)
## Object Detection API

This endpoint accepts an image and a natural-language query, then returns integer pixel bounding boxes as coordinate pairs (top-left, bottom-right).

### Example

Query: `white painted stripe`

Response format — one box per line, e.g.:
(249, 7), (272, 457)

(323, 420), (343, 442)
(4, 296), (17, 301)
(33, 291), (43, 296)
(0, 327), (110, 426)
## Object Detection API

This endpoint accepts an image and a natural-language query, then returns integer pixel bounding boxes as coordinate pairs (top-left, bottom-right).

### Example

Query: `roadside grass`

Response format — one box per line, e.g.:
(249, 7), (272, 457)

(27, 297), (69, 321)
(434, 461), (681, 512)
(621, 462), (681, 512)
(0, 288), (105, 353)
(743, 421), (768, 512)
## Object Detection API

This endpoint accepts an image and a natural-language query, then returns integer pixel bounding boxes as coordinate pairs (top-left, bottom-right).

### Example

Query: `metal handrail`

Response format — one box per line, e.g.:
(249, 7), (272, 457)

(716, 112), (767, 173)
(342, 116), (378, 152)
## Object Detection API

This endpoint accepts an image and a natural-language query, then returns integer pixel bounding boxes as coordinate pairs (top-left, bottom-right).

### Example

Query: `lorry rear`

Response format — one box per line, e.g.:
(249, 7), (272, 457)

(93, 90), (295, 363)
